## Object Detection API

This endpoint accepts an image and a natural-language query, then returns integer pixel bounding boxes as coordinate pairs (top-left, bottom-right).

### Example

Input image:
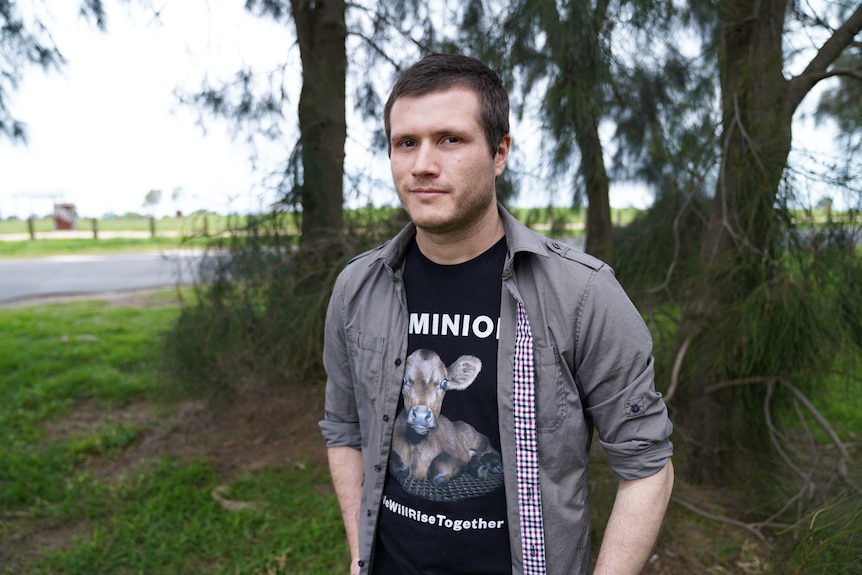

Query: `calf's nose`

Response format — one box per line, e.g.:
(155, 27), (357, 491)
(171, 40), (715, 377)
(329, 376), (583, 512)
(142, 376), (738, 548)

(407, 405), (435, 429)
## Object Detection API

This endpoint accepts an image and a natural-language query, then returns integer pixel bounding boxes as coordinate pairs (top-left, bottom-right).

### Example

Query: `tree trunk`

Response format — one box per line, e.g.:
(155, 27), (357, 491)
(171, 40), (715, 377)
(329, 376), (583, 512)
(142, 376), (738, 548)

(577, 112), (613, 261)
(676, 0), (862, 483)
(505, 0), (616, 260)
(677, 0), (793, 483)
(291, 0), (346, 245)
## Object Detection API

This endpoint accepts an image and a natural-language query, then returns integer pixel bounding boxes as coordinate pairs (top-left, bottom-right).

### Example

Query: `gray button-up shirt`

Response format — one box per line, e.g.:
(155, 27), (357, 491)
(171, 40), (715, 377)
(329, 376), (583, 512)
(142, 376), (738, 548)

(320, 205), (673, 574)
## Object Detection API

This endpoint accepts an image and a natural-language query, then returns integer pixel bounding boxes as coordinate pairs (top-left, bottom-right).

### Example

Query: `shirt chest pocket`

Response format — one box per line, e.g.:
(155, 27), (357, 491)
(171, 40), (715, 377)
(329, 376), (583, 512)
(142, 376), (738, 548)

(533, 345), (576, 433)
(347, 329), (387, 410)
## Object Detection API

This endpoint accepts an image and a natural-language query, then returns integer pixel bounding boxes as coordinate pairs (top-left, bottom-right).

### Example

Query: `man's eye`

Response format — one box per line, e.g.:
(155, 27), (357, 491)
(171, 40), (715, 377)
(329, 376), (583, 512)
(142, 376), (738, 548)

(443, 136), (460, 144)
(399, 140), (417, 148)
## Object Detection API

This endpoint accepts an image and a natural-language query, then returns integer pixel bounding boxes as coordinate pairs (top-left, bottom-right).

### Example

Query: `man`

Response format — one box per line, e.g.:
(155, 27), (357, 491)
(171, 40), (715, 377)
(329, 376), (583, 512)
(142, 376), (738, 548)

(320, 52), (674, 575)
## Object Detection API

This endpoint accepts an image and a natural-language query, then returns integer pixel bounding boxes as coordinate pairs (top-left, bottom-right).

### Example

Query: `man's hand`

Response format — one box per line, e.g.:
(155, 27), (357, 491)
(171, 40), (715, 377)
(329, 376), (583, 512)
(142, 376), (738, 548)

(594, 461), (674, 575)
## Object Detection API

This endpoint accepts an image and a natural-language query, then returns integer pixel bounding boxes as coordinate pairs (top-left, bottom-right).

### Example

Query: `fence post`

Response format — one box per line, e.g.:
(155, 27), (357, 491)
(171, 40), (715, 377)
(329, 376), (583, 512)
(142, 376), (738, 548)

(92, 218), (99, 240)
(149, 217), (156, 238)
(203, 215), (209, 236)
(27, 217), (35, 240)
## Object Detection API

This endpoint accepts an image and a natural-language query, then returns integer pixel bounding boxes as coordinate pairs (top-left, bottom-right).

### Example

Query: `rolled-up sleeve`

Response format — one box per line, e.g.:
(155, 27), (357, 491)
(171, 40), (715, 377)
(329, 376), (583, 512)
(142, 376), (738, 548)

(577, 266), (673, 480)
(319, 273), (363, 449)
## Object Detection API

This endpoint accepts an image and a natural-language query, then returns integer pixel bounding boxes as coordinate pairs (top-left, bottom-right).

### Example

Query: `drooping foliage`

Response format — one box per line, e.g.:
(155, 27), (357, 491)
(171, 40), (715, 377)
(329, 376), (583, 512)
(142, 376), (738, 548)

(441, 6), (862, 554)
(0, 0), (111, 141)
(163, 208), (408, 392)
(434, 1), (723, 263)
(815, 51), (862, 155)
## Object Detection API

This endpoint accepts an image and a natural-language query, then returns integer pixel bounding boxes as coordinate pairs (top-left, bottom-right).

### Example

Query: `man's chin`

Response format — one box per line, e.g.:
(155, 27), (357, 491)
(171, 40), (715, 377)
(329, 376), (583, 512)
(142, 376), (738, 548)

(407, 206), (460, 234)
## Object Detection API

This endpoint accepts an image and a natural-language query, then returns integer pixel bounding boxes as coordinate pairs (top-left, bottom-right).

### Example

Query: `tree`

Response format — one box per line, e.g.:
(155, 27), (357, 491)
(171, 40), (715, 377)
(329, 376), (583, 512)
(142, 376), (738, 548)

(449, 0), (704, 262)
(675, 1), (862, 482)
(170, 186), (185, 215)
(188, 0), (349, 247)
(291, 0), (346, 243)
(240, 0), (347, 245)
(143, 188), (162, 212)
(490, 0), (615, 260)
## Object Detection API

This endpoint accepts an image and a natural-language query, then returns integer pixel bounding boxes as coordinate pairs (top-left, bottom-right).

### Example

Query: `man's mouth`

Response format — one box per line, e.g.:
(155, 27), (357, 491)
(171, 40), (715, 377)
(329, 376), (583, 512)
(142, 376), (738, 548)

(410, 187), (447, 199)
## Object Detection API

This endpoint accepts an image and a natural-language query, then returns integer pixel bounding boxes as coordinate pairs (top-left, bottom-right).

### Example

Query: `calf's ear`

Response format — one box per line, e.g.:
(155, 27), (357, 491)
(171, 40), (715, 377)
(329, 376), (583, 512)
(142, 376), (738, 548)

(446, 355), (482, 390)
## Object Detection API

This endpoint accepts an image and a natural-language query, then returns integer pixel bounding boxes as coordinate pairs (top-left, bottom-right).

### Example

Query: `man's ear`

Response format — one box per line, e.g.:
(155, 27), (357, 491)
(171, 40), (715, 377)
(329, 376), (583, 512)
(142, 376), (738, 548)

(494, 134), (511, 177)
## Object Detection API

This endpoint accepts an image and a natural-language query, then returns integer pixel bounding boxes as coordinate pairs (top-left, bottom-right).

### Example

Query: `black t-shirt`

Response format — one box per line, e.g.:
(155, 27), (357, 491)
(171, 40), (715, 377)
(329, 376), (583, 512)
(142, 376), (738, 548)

(372, 237), (511, 575)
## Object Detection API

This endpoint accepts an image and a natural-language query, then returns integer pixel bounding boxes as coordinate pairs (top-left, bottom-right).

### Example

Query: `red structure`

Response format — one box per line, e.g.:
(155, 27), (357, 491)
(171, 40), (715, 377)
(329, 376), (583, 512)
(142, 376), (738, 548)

(54, 203), (76, 230)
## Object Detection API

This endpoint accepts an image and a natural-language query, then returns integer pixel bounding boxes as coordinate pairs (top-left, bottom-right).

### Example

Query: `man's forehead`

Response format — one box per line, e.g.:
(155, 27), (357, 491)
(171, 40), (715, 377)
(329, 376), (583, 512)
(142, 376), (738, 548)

(389, 88), (482, 132)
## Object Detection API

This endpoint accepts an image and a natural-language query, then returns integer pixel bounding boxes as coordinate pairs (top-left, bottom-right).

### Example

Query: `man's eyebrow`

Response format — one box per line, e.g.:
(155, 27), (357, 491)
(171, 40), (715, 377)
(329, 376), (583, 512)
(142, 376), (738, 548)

(391, 126), (471, 142)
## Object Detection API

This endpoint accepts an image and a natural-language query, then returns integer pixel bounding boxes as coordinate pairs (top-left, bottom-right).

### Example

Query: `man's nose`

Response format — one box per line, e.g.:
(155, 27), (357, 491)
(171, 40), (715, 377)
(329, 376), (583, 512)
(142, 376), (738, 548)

(411, 143), (440, 177)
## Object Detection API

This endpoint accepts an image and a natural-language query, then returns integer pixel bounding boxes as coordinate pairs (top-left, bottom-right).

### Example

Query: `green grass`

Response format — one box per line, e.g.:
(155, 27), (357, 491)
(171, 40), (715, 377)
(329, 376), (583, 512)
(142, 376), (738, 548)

(2, 287), (858, 574)
(0, 237), (194, 258)
(0, 296), (346, 575)
(29, 460), (345, 575)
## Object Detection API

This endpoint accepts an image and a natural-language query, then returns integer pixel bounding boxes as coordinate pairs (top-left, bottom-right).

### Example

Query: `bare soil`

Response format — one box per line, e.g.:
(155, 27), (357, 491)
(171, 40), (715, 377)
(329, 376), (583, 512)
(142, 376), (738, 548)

(29, 286), (332, 476)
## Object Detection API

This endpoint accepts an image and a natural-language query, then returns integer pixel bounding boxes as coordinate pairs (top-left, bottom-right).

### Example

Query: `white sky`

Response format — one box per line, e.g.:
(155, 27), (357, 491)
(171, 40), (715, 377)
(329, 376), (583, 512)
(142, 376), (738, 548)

(1, 1), (293, 219)
(0, 1), (850, 221)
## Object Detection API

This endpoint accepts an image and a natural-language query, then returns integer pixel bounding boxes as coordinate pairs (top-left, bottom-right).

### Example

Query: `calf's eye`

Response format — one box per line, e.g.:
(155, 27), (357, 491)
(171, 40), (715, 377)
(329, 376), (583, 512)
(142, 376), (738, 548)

(440, 378), (449, 391)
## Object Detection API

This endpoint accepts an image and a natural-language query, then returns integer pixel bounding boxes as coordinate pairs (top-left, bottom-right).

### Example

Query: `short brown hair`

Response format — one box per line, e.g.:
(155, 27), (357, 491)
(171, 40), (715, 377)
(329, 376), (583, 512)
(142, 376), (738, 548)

(384, 53), (510, 157)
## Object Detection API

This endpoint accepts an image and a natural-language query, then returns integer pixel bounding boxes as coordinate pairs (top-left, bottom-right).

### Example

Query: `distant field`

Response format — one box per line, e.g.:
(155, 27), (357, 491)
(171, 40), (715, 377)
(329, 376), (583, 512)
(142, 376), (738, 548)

(2, 207), (848, 260)
(0, 214), (245, 236)
(0, 215), (255, 258)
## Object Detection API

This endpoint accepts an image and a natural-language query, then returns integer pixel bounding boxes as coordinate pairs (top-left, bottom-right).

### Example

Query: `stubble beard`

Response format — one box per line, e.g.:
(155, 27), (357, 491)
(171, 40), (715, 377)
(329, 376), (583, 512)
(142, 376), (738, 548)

(403, 185), (498, 239)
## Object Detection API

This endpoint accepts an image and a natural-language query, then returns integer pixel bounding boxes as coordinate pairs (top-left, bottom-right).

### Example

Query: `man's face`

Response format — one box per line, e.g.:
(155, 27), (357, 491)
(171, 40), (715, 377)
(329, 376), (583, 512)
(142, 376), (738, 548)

(389, 87), (509, 238)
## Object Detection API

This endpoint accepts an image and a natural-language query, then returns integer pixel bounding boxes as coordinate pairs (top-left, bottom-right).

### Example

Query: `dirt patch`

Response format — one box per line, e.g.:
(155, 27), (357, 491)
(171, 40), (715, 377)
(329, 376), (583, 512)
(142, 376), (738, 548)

(47, 382), (328, 480)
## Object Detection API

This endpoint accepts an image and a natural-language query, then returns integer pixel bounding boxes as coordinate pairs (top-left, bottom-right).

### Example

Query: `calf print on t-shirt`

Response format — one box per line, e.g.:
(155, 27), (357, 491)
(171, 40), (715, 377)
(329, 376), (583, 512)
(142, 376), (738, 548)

(389, 348), (504, 502)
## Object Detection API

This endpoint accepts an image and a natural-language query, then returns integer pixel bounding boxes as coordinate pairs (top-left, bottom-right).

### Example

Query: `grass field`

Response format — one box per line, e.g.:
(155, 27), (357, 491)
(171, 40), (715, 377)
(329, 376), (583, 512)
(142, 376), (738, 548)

(1, 215), (859, 573)
(0, 237), (195, 259)
(0, 294), (346, 574)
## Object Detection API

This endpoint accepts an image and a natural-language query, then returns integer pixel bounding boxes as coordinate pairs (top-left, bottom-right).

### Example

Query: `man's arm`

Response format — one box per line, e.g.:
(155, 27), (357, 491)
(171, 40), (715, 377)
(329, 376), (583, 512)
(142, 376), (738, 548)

(328, 445), (364, 575)
(593, 460), (674, 575)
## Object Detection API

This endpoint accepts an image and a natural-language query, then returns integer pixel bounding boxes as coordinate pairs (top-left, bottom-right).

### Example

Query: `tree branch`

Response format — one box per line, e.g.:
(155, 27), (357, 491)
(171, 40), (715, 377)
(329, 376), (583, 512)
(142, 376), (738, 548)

(825, 67), (862, 82)
(672, 496), (775, 545)
(663, 335), (691, 404)
(705, 376), (857, 492)
(346, 30), (401, 69)
(790, 67), (862, 84)
(788, 2), (862, 110)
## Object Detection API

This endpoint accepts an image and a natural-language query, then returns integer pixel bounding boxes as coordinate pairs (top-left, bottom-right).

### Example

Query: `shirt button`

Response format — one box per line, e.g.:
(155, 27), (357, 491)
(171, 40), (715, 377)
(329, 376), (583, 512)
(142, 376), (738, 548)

(358, 560), (365, 567)
(382, 414), (389, 422)
(374, 464), (381, 472)
(394, 358), (402, 366)
(367, 509), (372, 516)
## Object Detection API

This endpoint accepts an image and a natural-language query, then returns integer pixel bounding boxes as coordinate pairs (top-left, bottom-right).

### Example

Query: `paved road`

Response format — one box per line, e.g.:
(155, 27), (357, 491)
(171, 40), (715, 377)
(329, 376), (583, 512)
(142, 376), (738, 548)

(0, 251), (205, 305)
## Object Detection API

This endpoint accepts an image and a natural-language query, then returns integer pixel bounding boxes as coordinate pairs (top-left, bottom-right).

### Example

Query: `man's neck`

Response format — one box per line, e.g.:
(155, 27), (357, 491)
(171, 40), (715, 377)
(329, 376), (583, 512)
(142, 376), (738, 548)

(415, 207), (505, 265)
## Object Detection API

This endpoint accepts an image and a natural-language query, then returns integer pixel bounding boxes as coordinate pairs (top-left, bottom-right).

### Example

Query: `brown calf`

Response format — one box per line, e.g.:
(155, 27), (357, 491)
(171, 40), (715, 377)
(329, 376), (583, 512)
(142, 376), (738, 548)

(390, 349), (503, 489)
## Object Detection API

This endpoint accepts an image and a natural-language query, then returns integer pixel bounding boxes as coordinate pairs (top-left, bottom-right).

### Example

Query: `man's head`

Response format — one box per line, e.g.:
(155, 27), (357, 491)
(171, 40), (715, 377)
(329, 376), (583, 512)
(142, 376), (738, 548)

(384, 53), (510, 157)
